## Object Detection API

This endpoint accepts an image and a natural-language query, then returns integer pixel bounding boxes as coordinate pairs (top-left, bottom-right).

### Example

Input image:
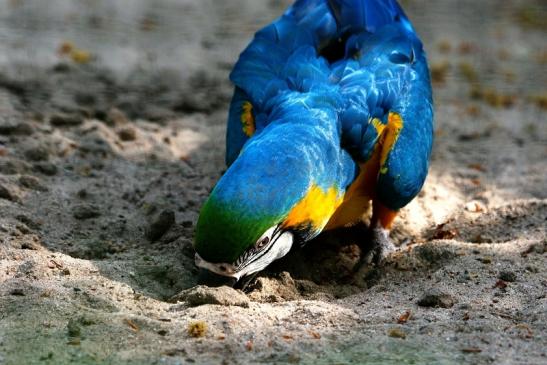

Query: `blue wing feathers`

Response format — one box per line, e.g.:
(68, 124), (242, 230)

(327, 0), (411, 33)
(227, 0), (434, 208)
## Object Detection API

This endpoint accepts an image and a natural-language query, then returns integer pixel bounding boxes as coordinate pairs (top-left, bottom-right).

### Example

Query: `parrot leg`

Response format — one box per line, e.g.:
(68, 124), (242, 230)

(360, 200), (398, 266)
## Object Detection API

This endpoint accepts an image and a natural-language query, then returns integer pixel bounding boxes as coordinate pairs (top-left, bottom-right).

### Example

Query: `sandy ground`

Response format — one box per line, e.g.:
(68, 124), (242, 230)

(0, 0), (546, 364)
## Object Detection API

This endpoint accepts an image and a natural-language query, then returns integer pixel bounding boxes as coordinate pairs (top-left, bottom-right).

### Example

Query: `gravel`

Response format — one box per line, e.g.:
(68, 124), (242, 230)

(0, 1), (545, 364)
(417, 289), (457, 308)
(72, 204), (102, 220)
(172, 285), (250, 308)
(146, 210), (176, 241)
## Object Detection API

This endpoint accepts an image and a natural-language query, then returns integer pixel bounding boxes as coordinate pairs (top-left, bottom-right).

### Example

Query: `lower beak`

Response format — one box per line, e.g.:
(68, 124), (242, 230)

(197, 268), (238, 287)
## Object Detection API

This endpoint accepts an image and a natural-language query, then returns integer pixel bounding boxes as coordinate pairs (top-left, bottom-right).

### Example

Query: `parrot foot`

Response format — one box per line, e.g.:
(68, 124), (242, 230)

(365, 226), (397, 265)
(354, 226), (396, 272)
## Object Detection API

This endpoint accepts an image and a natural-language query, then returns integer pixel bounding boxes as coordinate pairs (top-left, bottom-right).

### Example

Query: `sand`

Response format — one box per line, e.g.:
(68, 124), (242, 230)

(0, 0), (545, 364)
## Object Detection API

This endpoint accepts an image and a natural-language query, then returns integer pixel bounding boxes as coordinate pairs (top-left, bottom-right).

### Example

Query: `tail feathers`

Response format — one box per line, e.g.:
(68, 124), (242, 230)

(284, 0), (412, 43)
(284, 0), (339, 46)
(327, 0), (412, 33)
(230, 0), (415, 108)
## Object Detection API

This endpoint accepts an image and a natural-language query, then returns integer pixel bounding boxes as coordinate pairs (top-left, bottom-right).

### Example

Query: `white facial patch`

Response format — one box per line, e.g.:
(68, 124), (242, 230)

(238, 230), (293, 277)
(194, 226), (294, 281)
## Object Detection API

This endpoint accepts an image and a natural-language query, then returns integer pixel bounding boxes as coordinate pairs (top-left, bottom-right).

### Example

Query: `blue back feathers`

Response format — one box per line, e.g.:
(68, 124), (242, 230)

(326, 0), (413, 33)
(226, 0), (434, 211)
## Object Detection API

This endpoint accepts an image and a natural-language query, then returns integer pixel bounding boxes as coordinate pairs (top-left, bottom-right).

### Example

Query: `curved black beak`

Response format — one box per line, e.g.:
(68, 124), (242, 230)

(197, 268), (238, 287)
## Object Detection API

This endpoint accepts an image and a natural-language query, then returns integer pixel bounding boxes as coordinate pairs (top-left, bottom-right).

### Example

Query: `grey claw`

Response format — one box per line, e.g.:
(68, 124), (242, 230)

(370, 226), (396, 264)
(355, 227), (396, 271)
(351, 225), (398, 274)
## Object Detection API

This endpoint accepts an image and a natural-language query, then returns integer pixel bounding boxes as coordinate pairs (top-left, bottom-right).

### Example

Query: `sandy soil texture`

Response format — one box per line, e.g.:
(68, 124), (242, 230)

(0, 0), (546, 364)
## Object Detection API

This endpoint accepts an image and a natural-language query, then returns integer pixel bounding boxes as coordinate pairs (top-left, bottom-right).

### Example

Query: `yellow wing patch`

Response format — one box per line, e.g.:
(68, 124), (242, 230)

(241, 101), (255, 137)
(283, 184), (344, 230)
(371, 117), (386, 135)
(379, 112), (404, 174)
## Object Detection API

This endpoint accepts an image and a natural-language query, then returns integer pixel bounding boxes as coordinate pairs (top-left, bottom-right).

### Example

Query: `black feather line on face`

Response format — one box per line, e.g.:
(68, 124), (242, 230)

(234, 226), (284, 271)
(233, 222), (318, 273)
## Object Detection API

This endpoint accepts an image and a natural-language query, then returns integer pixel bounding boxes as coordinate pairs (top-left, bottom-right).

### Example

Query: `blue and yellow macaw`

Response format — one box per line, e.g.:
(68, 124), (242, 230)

(194, 0), (433, 285)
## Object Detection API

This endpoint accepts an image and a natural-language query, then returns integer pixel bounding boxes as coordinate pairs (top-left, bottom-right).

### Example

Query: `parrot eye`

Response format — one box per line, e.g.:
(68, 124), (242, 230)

(255, 236), (270, 250)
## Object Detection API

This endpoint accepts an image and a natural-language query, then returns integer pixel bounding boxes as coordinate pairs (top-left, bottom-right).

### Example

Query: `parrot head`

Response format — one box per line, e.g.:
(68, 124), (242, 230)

(194, 123), (348, 286)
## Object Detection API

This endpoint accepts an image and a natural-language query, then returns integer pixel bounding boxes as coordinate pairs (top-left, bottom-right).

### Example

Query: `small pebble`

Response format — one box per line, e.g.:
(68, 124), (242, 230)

(74, 92), (96, 106)
(16, 223), (31, 234)
(498, 271), (517, 282)
(78, 316), (95, 326)
(0, 117), (33, 135)
(19, 175), (48, 191)
(39, 352), (54, 361)
(67, 319), (81, 337)
(33, 162), (58, 176)
(77, 239), (114, 259)
(52, 62), (71, 73)
(0, 184), (17, 202)
(187, 321), (207, 338)
(71, 49), (92, 64)
(388, 328), (407, 339)
(144, 105), (174, 122)
(172, 285), (250, 308)
(417, 289), (456, 308)
(461, 347), (482, 354)
(21, 242), (41, 250)
(9, 288), (25, 296)
(146, 210), (175, 241)
(24, 146), (50, 162)
(67, 338), (81, 346)
(76, 189), (88, 199)
(465, 201), (485, 213)
(16, 215), (41, 230)
(479, 256), (493, 264)
(93, 109), (108, 121)
(118, 127), (137, 141)
(107, 108), (129, 126)
(494, 279), (507, 289)
(49, 113), (84, 127)
(72, 204), (101, 220)
(0, 159), (31, 175)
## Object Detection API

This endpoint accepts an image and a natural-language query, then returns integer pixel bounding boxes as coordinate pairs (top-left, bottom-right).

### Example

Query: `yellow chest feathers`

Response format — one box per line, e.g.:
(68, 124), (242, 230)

(282, 185), (343, 231)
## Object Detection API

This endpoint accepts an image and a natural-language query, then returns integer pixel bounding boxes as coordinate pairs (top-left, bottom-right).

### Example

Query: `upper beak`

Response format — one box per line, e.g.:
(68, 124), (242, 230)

(197, 268), (238, 287)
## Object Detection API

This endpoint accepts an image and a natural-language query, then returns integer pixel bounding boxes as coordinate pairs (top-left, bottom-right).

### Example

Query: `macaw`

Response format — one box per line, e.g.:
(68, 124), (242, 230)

(194, 0), (434, 286)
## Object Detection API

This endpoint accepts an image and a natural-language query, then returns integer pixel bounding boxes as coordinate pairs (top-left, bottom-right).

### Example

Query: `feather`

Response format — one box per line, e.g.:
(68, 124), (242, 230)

(198, 0), (434, 263)
(327, 0), (411, 32)
(228, 0), (433, 207)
